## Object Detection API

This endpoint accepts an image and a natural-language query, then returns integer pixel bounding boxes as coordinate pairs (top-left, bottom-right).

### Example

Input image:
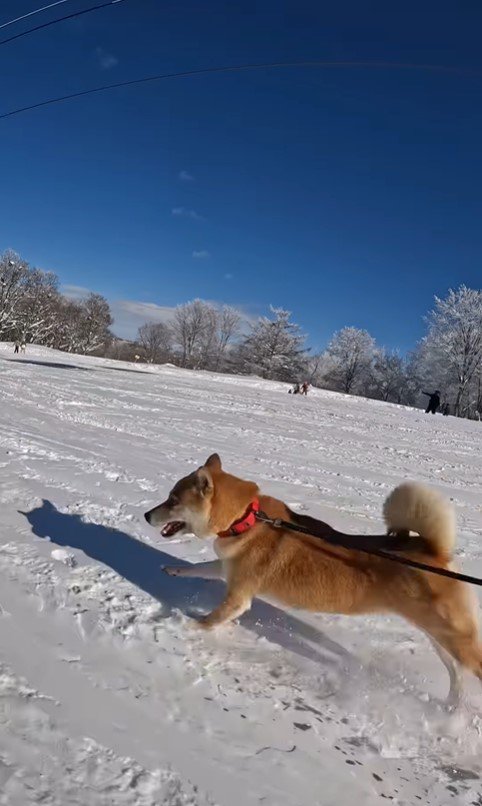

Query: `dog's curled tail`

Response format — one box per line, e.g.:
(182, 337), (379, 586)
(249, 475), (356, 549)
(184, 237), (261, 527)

(383, 482), (456, 559)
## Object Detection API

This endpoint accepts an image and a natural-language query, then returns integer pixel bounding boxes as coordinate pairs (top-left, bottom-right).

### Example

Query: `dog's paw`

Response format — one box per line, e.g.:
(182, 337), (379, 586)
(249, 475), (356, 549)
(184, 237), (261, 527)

(188, 616), (214, 631)
(162, 565), (184, 577)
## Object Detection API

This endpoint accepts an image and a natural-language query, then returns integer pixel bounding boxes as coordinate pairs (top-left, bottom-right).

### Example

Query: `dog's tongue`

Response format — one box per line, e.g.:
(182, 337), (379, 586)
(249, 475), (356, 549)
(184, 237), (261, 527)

(161, 521), (184, 538)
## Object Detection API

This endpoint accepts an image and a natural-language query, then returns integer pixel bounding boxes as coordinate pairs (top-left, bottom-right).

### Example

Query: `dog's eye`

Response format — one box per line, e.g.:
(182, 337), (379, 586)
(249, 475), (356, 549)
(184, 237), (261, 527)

(169, 495), (179, 506)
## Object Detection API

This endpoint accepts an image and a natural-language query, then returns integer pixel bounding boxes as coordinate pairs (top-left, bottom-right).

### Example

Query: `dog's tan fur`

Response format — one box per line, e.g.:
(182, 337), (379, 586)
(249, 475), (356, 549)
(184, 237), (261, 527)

(145, 454), (482, 703)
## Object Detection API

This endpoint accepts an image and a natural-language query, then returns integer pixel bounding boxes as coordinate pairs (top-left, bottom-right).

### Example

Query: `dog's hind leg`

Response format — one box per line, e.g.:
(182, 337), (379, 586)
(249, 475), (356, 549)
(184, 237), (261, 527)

(427, 636), (463, 708)
(163, 560), (224, 580)
(397, 597), (481, 704)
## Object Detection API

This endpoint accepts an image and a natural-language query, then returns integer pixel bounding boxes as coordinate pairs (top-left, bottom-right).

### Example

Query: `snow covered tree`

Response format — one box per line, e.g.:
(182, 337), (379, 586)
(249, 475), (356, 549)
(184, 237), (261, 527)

(76, 293), (113, 354)
(473, 360), (482, 419)
(49, 293), (112, 354)
(137, 322), (172, 363)
(323, 327), (375, 394)
(234, 307), (309, 381)
(0, 250), (30, 338)
(15, 269), (60, 345)
(50, 298), (84, 352)
(369, 349), (409, 403)
(419, 286), (482, 417)
(0, 250), (113, 355)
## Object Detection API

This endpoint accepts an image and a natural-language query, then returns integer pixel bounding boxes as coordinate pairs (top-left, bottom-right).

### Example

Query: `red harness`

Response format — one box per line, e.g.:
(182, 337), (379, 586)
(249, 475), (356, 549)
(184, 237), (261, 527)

(217, 498), (260, 538)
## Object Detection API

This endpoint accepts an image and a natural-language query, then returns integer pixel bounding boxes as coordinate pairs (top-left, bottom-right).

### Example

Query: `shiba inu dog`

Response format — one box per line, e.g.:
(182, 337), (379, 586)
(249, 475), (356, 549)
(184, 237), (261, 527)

(145, 453), (482, 704)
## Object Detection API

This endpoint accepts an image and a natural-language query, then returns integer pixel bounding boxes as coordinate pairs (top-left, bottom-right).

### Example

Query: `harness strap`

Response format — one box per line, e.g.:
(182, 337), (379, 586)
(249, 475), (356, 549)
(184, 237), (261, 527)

(255, 511), (482, 587)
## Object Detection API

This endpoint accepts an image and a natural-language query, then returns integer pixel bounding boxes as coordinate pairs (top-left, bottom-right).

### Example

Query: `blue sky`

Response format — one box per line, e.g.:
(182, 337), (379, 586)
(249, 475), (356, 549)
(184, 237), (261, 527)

(1, 0), (481, 350)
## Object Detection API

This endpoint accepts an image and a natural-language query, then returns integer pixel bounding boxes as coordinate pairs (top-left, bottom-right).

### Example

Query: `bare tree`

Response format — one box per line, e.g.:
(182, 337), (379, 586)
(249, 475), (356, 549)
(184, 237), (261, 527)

(171, 300), (239, 370)
(306, 352), (330, 386)
(197, 304), (219, 368)
(171, 300), (210, 368)
(137, 322), (172, 363)
(212, 305), (241, 369)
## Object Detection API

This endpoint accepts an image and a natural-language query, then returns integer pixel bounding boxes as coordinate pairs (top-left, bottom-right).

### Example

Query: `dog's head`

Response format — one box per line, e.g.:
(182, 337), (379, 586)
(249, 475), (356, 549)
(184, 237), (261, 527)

(144, 453), (259, 539)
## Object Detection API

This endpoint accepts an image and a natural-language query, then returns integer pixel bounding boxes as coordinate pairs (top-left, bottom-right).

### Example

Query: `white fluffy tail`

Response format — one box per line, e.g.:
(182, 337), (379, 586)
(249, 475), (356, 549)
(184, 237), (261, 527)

(383, 482), (456, 559)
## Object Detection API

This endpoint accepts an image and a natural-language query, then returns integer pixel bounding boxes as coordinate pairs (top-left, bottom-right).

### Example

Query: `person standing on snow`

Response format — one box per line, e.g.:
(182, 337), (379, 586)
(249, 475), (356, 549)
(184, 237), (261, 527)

(422, 390), (441, 414)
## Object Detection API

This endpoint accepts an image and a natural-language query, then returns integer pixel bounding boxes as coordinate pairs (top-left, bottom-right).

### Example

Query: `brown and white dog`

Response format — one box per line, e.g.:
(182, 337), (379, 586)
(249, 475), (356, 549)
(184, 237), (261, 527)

(145, 453), (482, 704)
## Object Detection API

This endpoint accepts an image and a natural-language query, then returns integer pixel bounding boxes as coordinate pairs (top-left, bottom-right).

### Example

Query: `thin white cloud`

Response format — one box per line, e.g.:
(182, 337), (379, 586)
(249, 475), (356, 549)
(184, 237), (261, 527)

(62, 284), (91, 300)
(192, 250), (210, 259)
(110, 300), (176, 339)
(64, 282), (254, 340)
(179, 170), (194, 182)
(224, 273), (233, 280)
(95, 46), (118, 70)
(171, 206), (203, 221)
(110, 299), (256, 339)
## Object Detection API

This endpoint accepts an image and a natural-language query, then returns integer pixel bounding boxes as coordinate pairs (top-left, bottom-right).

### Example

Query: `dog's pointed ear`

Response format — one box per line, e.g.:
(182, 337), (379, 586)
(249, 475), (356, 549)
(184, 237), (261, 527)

(204, 453), (222, 472)
(196, 467), (214, 497)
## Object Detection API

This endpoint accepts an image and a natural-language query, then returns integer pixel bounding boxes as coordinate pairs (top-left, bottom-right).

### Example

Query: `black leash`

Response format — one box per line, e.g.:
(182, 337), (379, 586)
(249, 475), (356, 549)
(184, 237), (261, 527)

(255, 512), (482, 587)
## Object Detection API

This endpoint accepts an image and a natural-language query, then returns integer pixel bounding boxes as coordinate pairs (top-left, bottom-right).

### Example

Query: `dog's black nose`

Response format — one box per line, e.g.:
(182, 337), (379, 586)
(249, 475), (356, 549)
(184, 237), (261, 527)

(144, 511), (152, 524)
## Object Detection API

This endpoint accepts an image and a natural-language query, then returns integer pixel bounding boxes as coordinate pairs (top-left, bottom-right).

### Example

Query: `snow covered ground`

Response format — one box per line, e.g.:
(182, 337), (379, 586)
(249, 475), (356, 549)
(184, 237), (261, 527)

(0, 342), (482, 805)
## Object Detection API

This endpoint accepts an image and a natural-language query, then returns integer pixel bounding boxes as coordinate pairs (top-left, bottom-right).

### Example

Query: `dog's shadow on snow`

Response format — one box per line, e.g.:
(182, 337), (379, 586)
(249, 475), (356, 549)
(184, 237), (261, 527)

(23, 500), (355, 674)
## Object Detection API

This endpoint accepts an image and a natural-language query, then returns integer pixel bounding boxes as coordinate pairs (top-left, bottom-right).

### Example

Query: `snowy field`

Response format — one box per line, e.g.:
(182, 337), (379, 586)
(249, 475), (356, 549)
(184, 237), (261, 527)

(1, 342), (482, 806)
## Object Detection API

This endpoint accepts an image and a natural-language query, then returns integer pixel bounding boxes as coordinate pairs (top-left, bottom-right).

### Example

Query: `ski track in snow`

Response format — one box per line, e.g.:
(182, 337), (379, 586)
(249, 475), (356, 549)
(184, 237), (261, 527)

(0, 344), (482, 805)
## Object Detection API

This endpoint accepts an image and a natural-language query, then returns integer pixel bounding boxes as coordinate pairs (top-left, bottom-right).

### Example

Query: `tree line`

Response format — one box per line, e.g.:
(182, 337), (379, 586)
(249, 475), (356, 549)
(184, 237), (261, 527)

(125, 291), (481, 419)
(0, 250), (112, 354)
(1, 250), (481, 419)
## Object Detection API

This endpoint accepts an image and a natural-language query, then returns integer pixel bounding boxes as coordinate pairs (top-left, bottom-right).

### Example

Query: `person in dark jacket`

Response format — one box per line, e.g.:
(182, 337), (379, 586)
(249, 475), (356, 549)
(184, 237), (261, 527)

(423, 390), (441, 414)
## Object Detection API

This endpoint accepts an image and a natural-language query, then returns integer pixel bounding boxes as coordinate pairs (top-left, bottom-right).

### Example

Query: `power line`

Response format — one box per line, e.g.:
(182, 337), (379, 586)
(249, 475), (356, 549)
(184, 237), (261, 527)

(0, 0), (126, 47)
(0, 1), (72, 31)
(0, 59), (475, 122)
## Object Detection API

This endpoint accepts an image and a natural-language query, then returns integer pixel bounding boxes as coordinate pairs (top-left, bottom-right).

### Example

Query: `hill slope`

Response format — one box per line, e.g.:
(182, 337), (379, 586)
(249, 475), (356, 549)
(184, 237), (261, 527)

(1, 343), (482, 805)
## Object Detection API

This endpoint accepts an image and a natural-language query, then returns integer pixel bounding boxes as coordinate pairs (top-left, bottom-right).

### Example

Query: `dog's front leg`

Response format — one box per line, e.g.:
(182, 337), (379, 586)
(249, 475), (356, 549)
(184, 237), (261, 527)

(163, 560), (223, 580)
(197, 590), (252, 629)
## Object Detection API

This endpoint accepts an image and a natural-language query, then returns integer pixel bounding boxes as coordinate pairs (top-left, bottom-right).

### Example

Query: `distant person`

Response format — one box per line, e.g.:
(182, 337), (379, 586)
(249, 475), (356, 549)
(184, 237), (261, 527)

(301, 382), (309, 396)
(441, 400), (450, 416)
(14, 341), (19, 354)
(290, 383), (301, 395)
(423, 390), (441, 414)
(20, 342), (26, 354)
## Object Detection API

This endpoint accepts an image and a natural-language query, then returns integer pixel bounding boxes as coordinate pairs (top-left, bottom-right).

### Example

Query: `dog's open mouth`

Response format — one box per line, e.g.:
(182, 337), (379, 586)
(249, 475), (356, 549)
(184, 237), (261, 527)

(161, 521), (185, 538)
